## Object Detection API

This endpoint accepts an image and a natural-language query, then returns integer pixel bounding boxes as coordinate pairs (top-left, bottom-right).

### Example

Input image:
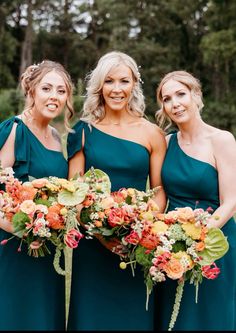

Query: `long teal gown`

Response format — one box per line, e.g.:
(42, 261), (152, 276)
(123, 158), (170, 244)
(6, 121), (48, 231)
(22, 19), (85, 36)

(0, 116), (68, 330)
(67, 120), (155, 331)
(155, 132), (236, 331)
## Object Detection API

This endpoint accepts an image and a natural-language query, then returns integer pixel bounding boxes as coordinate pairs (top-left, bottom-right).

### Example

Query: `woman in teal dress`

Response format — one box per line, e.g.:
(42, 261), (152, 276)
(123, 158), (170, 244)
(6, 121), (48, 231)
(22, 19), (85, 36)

(154, 70), (236, 330)
(67, 51), (167, 330)
(0, 60), (74, 330)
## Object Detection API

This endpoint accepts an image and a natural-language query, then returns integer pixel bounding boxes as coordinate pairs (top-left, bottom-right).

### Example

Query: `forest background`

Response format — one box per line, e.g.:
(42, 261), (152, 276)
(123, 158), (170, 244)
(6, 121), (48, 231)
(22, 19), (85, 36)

(0, 0), (236, 136)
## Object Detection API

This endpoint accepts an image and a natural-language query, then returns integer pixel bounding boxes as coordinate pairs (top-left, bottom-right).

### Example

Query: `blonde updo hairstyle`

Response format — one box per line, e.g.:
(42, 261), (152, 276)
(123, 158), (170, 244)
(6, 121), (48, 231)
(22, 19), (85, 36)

(21, 60), (74, 131)
(81, 51), (145, 123)
(155, 70), (204, 131)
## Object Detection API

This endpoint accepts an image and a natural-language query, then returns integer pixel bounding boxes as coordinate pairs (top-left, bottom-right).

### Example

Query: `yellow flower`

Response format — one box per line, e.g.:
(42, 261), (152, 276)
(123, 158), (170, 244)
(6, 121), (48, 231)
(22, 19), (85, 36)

(58, 179), (76, 192)
(45, 183), (60, 192)
(127, 188), (135, 196)
(182, 222), (201, 240)
(140, 210), (154, 222)
(173, 251), (194, 270)
(151, 220), (169, 234)
(60, 207), (68, 216)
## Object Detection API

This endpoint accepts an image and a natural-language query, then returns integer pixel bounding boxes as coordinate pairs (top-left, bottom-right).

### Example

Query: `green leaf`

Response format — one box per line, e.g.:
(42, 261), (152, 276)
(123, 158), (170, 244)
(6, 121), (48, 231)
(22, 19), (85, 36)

(34, 198), (51, 207)
(100, 227), (116, 236)
(198, 228), (229, 266)
(12, 211), (30, 233)
(172, 240), (186, 253)
(58, 182), (89, 206)
(135, 245), (153, 267)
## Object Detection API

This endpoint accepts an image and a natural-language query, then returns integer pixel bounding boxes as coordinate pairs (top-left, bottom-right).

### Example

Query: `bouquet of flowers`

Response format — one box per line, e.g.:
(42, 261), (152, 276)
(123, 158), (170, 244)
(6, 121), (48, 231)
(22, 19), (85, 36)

(0, 163), (92, 328)
(120, 206), (229, 330)
(78, 171), (229, 330)
(0, 164), (89, 274)
(79, 167), (161, 269)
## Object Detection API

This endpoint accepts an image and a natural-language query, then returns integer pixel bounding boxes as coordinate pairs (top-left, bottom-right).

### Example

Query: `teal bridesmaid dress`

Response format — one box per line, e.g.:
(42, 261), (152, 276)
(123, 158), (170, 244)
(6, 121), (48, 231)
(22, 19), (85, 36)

(0, 116), (68, 330)
(155, 132), (236, 331)
(67, 120), (155, 331)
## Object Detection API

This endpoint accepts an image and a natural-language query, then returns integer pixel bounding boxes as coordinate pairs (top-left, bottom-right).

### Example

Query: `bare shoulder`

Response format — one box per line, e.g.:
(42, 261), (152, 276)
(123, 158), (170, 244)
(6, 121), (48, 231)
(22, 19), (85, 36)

(140, 118), (165, 139)
(211, 128), (236, 147)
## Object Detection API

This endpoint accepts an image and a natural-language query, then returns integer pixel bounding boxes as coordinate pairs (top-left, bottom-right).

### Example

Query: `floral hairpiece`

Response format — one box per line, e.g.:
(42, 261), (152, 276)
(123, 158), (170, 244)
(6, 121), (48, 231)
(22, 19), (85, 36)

(138, 65), (144, 84)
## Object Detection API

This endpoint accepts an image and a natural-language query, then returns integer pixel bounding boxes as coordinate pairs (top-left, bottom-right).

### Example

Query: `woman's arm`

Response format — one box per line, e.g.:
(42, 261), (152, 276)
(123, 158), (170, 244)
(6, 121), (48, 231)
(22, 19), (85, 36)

(148, 124), (167, 213)
(0, 123), (16, 233)
(208, 131), (236, 228)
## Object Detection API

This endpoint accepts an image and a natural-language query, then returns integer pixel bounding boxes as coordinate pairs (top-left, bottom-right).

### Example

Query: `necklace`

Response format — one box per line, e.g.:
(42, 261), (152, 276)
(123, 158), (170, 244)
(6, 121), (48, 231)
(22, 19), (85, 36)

(29, 123), (51, 139)
(179, 133), (191, 145)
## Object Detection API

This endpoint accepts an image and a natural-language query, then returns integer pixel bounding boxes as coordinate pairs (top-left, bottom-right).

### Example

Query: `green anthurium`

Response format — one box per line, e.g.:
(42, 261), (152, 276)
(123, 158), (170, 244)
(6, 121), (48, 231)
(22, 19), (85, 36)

(198, 228), (229, 266)
(58, 182), (89, 206)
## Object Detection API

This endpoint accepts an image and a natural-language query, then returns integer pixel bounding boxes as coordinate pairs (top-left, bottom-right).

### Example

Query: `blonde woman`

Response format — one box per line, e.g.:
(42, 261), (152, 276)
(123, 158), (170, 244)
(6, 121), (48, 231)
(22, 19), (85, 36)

(0, 60), (74, 330)
(155, 70), (236, 330)
(67, 51), (167, 330)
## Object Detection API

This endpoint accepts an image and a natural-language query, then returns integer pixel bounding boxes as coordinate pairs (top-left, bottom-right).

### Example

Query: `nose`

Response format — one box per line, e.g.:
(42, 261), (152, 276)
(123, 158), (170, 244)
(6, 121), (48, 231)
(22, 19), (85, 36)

(49, 89), (58, 99)
(112, 82), (122, 92)
(172, 96), (180, 108)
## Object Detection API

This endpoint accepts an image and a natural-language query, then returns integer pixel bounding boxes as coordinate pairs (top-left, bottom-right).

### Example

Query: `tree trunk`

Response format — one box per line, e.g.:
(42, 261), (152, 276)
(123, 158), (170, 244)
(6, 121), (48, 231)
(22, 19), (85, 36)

(19, 0), (33, 78)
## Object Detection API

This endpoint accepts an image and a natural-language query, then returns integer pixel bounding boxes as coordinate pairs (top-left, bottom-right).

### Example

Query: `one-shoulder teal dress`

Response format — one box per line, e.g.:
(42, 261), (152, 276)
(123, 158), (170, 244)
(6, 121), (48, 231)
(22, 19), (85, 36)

(67, 120), (155, 331)
(155, 133), (236, 331)
(0, 116), (68, 330)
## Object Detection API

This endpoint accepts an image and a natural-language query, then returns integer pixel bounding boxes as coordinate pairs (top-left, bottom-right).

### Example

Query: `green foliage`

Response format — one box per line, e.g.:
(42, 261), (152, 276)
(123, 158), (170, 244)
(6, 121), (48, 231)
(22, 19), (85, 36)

(0, 89), (23, 122)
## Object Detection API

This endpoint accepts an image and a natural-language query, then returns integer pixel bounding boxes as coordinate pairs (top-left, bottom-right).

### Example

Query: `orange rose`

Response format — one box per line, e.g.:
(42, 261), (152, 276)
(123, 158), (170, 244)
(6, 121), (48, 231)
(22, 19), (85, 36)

(46, 204), (65, 229)
(163, 257), (184, 279)
(176, 207), (195, 223)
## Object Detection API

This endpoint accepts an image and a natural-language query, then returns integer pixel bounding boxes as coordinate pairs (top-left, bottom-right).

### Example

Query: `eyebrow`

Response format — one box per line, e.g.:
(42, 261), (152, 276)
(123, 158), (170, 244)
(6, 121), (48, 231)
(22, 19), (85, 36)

(162, 88), (186, 98)
(40, 82), (66, 88)
(105, 76), (131, 79)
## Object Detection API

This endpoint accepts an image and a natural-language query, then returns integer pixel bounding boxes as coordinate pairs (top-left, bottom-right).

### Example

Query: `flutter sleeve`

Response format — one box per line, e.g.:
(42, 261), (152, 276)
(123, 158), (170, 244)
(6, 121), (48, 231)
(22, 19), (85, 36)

(67, 120), (86, 160)
(0, 117), (30, 182)
(0, 117), (15, 149)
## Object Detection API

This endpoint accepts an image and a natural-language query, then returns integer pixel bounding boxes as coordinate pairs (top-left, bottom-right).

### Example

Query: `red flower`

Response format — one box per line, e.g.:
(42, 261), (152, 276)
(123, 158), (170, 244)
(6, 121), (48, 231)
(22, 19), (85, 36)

(124, 230), (140, 245)
(202, 263), (220, 279)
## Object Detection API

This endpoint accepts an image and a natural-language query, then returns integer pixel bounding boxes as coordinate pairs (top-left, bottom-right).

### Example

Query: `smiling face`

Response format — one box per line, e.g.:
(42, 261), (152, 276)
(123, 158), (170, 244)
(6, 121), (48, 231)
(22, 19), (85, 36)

(102, 64), (135, 114)
(32, 70), (68, 121)
(161, 79), (199, 124)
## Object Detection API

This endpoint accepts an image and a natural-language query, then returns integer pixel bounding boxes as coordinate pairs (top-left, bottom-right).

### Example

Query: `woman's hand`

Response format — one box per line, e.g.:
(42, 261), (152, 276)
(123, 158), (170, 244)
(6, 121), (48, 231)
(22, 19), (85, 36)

(0, 217), (14, 233)
(93, 233), (127, 257)
(75, 204), (127, 257)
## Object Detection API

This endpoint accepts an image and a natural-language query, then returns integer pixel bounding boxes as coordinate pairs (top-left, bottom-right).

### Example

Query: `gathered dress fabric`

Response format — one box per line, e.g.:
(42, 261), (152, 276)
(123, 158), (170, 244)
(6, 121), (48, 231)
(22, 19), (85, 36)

(154, 132), (236, 331)
(0, 116), (68, 330)
(67, 120), (155, 331)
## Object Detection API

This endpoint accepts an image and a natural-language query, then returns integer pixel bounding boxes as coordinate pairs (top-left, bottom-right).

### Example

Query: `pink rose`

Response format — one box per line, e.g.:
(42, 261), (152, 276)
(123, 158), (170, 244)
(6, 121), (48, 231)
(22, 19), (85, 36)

(108, 207), (126, 227)
(64, 229), (84, 248)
